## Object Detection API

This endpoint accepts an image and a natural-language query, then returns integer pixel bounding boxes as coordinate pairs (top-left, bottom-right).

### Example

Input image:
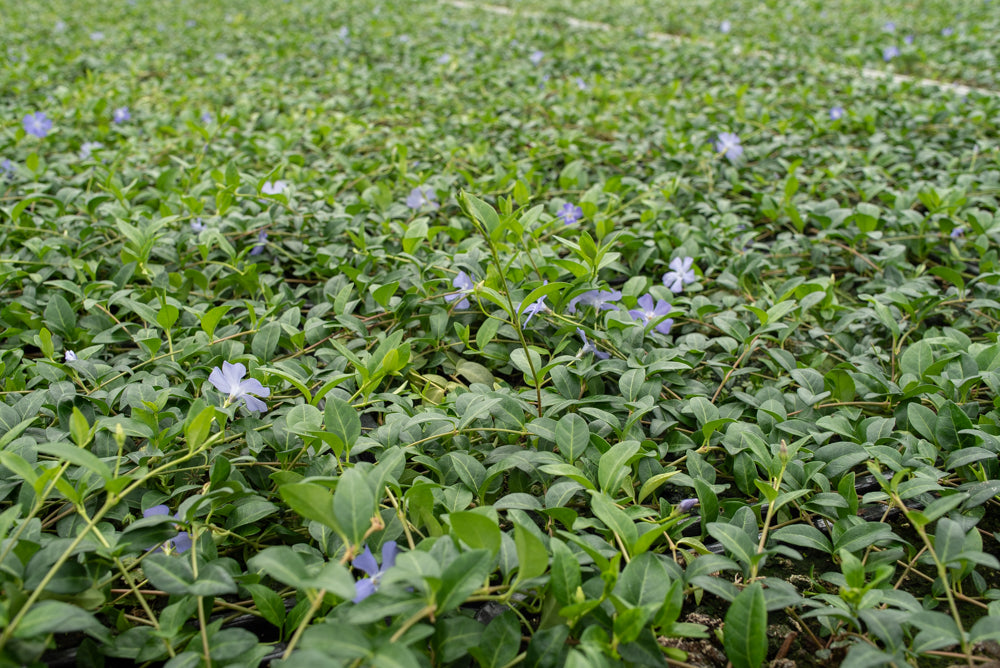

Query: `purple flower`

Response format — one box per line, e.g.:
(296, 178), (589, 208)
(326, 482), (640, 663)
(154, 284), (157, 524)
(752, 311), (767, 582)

(883, 45), (900, 61)
(353, 541), (398, 602)
(941, 27), (954, 37)
(79, 141), (103, 160)
(950, 226), (965, 239)
(185, 19), (197, 28)
(904, 34), (914, 45)
(829, 106), (845, 121)
(446, 270), (475, 310)
(112, 106), (131, 123)
(143, 505), (192, 554)
(207, 361), (270, 412)
(249, 230), (268, 256)
(714, 132), (743, 162)
(558, 203), (583, 225)
(90, 31), (105, 42)
(529, 50), (544, 65)
(566, 289), (621, 315)
(719, 20), (732, 33)
(883, 21), (896, 32)
(662, 257), (696, 293)
(1, 159), (13, 181)
(520, 294), (549, 325)
(23, 112), (52, 138)
(338, 26), (350, 42)
(436, 53), (452, 65)
(575, 77), (587, 90)
(678, 498), (698, 513)
(406, 186), (439, 210)
(262, 180), (287, 195)
(201, 111), (214, 124)
(629, 294), (674, 335)
(577, 328), (610, 360)
(64, 350), (78, 362)
(191, 218), (205, 233)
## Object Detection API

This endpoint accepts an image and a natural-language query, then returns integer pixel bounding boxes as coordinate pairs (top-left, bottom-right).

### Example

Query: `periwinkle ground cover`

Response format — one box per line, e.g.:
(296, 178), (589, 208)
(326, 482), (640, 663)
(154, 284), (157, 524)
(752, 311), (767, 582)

(1, 0), (1000, 667)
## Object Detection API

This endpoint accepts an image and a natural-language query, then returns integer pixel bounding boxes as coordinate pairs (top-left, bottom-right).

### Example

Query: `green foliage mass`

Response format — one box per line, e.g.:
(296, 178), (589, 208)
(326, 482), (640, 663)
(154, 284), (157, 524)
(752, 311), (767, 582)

(1, 0), (999, 666)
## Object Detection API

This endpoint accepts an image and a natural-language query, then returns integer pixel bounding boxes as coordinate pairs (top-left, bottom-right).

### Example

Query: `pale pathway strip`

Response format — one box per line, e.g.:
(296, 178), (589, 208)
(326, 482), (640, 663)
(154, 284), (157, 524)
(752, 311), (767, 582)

(444, 0), (994, 98)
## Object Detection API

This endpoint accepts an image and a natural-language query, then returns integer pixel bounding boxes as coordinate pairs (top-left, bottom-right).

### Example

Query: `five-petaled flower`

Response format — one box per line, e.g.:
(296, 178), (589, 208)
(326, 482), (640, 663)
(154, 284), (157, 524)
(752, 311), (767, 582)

(64, 350), (78, 362)
(950, 227), (965, 239)
(719, 20), (732, 34)
(262, 180), (287, 195)
(191, 218), (206, 233)
(558, 203), (583, 225)
(201, 111), (214, 124)
(353, 541), (398, 602)
(249, 230), (268, 256)
(941, 27), (954, 37)
(529, 50), (544, 65)
(23, 112), (52, 138)
(714, 132), (743, 162)
(629, 294), (673, 335)
(208, 361), (270, 412)
(883, 45), (900, 62)
(80, 141), (104, 160)
(882, 21), (896, 32)
(406, 186), (439, 210)
(566, 289), (621, 315)
(520, 294), (549, 325)
(143, 505), (192, 554)
(446, 270), (474, 310)
(829, 106), (845, 121)
(662, 257), (696, 293)
(112, 107), (131, 123)
(577, 328), (610, 360)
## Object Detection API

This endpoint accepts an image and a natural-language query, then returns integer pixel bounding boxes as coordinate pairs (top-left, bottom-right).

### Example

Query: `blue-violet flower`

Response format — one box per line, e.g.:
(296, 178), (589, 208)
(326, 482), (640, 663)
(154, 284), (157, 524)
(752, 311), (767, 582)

(23, 112), (52, 138)
(714, 132), (743, 162)
(143, 505), (192, 554)
(208, 361), (270, 412)
(353, 541), (398, 602)
(629, 294), (673, 335)
(406, 186), (439, 210)
(112, 107), (131, 123)
(446, 270), (474, 310)
(577, 328), (610, 360)
(558, 203), (583, 225)
(662, 257), (696, 293)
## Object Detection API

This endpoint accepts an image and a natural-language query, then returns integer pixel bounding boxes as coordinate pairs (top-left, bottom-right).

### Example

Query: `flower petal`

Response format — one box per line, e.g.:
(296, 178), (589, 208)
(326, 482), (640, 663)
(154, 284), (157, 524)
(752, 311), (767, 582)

(208, 366), (231, 394)
(381, 541), (399, 570)
(171, 531), (193, 554)
(238, 378), (270, 398)
(353, 545), (379, 577)
(242, 395), (268, 413)
(222, 361), (247, 387)
(143, 504), (170, 518)
(353, 577), (377, 603)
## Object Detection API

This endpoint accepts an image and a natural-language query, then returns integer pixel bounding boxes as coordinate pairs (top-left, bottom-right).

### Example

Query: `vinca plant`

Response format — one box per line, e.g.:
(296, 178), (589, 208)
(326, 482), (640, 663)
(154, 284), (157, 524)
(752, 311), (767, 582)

(1, 0), (1000, 666)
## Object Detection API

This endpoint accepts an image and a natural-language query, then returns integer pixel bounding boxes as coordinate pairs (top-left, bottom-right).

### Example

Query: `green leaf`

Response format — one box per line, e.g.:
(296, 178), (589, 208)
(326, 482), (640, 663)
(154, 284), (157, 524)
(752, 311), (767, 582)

(900, 340), (934, 378)
(597, 440), (640, 496)
(555, 413), (590, 464)
(436, 549), (492, 613)
(513, 521), (548, 583)
(252, 320), (282, 361)
(460, 191), (503, 240)
(549, 538), (581, 606)
(707, 522), (759, 571)
(245, 584), (286, 629)
(723, 582), (768, 668)
(907, 402), (937, 443)
(333, 467), (376, 548)
(450, 511), (502, 555)
(618, 369), (645, 403)
(44, 294), (77, 338)
(200, 305), (231, 340)
(69, 407), (92, 448)
(324, 397), (361, 458)
(279, 482), (340, 534)
(589, 491), (637, 553)
(185, 406), (215, 451)
(468, 610), (520, 668)
(833, 522), (897, 554)
(771, 524), (832, 554)
(13, 600), (107, 641)
(37, 441), (111, 482)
